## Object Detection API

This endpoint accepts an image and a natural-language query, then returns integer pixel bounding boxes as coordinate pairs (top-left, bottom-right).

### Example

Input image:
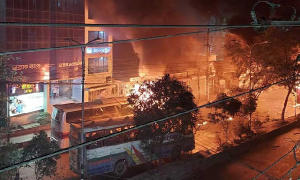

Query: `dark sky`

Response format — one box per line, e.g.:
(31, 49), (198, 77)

(88, 0), (300, 75)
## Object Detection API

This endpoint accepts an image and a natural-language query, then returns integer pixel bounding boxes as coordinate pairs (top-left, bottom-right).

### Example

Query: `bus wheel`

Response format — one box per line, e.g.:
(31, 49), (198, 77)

(171, 146), (182, 161)
(114, 160), (128, 177)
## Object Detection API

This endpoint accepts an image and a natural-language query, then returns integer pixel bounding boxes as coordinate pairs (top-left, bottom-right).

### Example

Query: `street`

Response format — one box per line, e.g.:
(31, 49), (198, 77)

(186, 127), (300, 180)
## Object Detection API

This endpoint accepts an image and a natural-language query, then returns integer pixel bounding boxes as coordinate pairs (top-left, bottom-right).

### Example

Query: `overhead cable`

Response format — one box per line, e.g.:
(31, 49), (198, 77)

(1, 22), (300, 28)
(0, 28), (233, 55)
(0, 75), (296, 173)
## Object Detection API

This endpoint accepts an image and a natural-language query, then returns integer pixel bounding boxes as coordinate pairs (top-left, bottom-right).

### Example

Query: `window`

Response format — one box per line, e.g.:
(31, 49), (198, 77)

(88, 57), (108, 74)
(88, 31), (108, 43)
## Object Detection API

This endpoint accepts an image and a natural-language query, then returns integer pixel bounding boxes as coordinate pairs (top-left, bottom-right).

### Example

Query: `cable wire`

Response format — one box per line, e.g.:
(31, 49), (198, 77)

(0, 28), (233, 55)
(252, 149), (294, 179)
(1, 22), (300, 28)
(196, 138), (278, 180)
(0, 75), (296, 173)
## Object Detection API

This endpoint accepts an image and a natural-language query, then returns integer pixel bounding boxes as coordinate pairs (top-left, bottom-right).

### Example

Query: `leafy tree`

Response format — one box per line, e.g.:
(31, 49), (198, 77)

(22, 131), (60, 180)
(208, 93), (242, 144)
(128, 74), (198, 165)
(0, 55), (21, 132)
(225, 28), (300, 121)
(0, 55), (22, 179)
(229, 87), (258, 129)
(0, 142), (22, 180)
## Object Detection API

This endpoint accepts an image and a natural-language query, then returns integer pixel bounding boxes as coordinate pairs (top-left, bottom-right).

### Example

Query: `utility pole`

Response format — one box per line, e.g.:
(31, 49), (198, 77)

(206, 29), (210, 101)
(65, 35), (102, 180)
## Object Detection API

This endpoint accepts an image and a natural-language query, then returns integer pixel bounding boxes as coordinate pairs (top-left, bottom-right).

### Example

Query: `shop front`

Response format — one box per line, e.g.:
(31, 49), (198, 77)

(9, 83), (47, 125)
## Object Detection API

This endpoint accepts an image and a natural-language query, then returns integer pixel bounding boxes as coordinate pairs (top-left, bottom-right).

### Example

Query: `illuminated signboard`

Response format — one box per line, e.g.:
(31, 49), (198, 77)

(9, 92), (44, 116)
(10, 84), (43, 95)
(86, 47), (111, 54)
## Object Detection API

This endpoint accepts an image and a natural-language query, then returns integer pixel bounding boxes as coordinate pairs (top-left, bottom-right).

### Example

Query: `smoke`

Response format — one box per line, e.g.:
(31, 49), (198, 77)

(88, 0), (300, 75)
(88, 0), (219, 76)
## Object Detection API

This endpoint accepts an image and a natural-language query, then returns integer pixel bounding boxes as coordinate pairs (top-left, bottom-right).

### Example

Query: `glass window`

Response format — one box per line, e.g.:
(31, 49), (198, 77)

(66, 110), (81, 123)
(7, 0), (14, 9)
(88, 57), (108, 74)
(14, 0), (22, 9)
(22, 0), (29, 9)
(88, 31), (108, 43)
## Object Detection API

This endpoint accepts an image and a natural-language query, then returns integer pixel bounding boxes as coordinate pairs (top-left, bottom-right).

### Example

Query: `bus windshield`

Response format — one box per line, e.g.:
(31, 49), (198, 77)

(52, 107), (62, 124)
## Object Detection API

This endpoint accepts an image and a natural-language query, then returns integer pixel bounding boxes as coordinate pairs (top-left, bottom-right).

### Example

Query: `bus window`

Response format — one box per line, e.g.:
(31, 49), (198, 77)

(86, 131), (105, 150)
(66, 111), (81, 123)
(102, 106), (117, 116)
(123, 130), (136, 142)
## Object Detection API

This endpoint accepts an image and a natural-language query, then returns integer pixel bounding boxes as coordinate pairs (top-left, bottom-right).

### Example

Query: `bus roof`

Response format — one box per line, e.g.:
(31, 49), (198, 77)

(53, 99), (128, 113)
(71, 115), (134, 133)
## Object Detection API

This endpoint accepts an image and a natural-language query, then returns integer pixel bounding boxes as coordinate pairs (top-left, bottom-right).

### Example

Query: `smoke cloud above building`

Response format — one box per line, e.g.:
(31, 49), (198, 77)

(88, 0), (300, 75)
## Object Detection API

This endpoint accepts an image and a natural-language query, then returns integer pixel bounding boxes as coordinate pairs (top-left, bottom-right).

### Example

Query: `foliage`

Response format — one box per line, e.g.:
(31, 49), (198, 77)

(0, 55), (22, 179)
(22, 131), (60, 180)
(225, 28), (300, 121)
(0, 55), (21, 130)
(36, 112), (51, 125)
(0, 142), (22, 180)
(229, 87), (258, 118)
(252, 120), (264, 134)
(128, 74), (198, 163)
(234, 121), (254, 141)
(208, 93), (242, 144)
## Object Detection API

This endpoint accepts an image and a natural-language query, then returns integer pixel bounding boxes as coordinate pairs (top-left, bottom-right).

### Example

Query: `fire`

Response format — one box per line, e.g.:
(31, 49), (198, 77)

(130, 82), (167, 111)
(132, 84), (153, 101)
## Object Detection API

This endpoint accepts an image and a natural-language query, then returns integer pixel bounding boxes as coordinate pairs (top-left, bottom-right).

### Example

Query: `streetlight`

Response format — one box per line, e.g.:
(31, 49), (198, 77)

(65, 35), (102, 180)
(231, 40), (269, 130)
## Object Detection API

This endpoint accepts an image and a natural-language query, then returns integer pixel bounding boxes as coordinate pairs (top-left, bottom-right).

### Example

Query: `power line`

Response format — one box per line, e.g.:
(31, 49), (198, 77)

(0, 28), (233, 55)
(195, 138), (278, 180)
(0, 75), (295, 173)
(252, 148), (294, 179)
(1, 22), (300, 28)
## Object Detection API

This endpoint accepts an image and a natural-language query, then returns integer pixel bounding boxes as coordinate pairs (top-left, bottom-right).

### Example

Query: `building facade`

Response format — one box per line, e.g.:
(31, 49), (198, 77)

(0, 0), (85, 125)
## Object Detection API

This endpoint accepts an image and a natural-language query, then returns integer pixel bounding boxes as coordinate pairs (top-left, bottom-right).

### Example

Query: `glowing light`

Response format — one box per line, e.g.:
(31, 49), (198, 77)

(198, 121), (208, 126)
(86, 47), (111, 54)
(130, 82), (166, 111)
(228, 117), (233, 121)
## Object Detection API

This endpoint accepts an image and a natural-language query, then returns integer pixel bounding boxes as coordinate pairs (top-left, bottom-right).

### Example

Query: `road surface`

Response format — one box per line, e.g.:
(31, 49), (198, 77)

(185, 127), (300, 180)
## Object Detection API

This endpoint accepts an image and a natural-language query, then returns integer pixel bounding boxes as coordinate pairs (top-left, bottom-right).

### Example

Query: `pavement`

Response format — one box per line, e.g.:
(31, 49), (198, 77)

(185, 127), (300, 180)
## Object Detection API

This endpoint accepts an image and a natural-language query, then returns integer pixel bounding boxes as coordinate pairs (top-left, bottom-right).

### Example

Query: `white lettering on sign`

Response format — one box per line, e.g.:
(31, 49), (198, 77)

(86, 47), (111, 54)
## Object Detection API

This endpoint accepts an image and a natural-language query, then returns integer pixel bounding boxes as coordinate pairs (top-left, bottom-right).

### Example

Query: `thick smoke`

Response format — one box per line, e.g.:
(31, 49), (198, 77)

(88, 0), (219, 76)
(88, 0), (300, 75)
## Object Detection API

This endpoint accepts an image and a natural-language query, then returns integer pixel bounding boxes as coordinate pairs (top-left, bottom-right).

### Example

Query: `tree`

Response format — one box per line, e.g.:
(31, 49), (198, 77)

(0, 55), (22, 138)
(0, 55), (22, 179)
(208, 93), (242, 144)
(22, 131), (60, 180)
(225, 28), (300, 121)
(128, 74), (198, 165)
(0, 142), (22, 180)
(229, 87), (258, 127)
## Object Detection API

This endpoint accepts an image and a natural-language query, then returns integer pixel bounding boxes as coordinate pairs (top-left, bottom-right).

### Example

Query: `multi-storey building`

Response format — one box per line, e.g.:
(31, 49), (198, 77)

(0, 0), (86, 125)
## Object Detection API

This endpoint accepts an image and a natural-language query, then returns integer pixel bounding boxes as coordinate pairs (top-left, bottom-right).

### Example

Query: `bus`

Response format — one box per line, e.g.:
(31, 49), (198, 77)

(69, 116), (195, 177)
(51, 99), (131, 148)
